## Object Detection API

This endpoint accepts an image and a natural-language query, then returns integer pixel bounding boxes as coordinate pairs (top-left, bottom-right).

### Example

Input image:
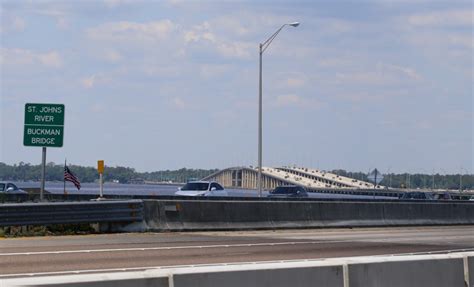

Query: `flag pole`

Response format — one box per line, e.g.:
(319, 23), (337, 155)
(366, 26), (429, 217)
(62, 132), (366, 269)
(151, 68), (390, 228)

(64, 158), (67, 195)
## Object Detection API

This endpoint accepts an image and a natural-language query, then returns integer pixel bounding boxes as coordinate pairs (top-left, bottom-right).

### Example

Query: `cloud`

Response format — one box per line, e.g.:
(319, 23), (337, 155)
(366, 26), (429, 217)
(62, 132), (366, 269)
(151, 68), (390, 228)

(216, 42), (253, 59)
(183, 21), (253, 59)
(172, 97), (186, 109)
(1, 15), (27, 33)
(199, 64), (229, 79)
(81, 75), (97, 89)
(287, 77), (305, 87)
(103, 49), (122, 63)
(0, 48), (63, 68)
(103, 0), (135, 8)
(275, 94), (300, 106)
(322, 19), (354, 34)
(90, 103), (105, 113)
(184, 30), (216, 43)
(274, 94), (321, 109)
(12, 16), (27, 31)
(333, 63), (422, 85)
(385, 64), (422, 81)
(29, 6), (70, 30)
(87, 20), (176, 43)
(407, 10), (472, 27)
(37, 51), (63, 68)
(208, 16), (250, 37)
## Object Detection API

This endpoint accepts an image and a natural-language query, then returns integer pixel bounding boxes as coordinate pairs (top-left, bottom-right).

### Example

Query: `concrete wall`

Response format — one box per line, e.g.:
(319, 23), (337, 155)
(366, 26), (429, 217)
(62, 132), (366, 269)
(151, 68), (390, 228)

(349, 258), (465, 287)
(143, 199), (474, 231)
(3, 253), (473, 287)
(173, 265), (343, 287)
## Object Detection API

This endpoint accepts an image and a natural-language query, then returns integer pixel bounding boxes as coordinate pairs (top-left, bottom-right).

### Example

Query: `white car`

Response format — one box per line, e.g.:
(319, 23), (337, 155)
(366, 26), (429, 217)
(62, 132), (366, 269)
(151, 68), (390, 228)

(175, 181), (228, 197)
(0, 182), (27, 194)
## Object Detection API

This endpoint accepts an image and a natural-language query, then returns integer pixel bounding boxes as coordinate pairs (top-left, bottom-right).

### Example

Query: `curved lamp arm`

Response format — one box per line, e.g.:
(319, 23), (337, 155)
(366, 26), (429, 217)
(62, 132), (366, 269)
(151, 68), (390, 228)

(260, 22), (300, 54)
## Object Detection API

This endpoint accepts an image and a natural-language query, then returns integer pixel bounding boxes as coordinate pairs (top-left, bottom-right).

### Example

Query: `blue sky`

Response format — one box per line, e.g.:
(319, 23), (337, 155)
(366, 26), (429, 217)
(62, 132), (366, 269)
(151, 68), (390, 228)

(1, 0), (472, 174)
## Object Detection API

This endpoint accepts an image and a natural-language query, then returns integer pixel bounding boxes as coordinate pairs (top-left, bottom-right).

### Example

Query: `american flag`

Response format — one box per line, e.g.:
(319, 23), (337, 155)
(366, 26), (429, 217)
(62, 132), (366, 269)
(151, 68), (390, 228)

(64, 166), (81, 190)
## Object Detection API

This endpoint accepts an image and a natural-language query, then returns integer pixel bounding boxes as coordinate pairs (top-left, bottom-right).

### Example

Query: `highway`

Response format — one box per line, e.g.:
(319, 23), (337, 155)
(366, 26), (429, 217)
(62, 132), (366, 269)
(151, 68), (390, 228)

(0, 226), (473, 278)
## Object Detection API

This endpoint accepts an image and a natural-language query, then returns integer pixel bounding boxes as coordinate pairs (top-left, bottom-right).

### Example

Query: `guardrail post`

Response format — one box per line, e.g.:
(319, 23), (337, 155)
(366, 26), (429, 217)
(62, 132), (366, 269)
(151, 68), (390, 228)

(464, 256), (470, 287)
(343, 263), (350, 287)
(168, 274), (174, 287)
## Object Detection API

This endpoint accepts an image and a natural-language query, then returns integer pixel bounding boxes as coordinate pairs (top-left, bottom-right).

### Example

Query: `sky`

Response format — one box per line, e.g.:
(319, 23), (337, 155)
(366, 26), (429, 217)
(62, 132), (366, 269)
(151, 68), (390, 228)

(0, 0), (472, 174)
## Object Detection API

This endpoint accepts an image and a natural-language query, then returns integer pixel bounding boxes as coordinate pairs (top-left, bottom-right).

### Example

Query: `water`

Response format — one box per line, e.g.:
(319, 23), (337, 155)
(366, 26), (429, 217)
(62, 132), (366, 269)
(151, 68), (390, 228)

(13, 181), (262, 197)
(13, 181), (394, 199)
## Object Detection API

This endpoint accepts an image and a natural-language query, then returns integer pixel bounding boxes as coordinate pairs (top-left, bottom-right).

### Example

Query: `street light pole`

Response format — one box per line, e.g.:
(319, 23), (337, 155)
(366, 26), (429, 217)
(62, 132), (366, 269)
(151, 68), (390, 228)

(258, 22), (299, 197)
(258, 43), (263, 197)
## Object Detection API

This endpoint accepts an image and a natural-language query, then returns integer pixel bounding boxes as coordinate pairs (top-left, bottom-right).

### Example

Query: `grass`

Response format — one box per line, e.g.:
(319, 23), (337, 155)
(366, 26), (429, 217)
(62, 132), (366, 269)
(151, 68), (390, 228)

(1, 224), (96, 238)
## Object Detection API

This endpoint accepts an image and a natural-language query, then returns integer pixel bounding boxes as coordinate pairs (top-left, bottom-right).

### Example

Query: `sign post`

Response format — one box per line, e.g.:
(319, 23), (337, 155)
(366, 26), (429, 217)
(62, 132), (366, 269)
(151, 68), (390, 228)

(368, 168), (384, 200)
(40, 147), (46, 200)
(24, 103), (65, 201)
(98, 160), (104, 199)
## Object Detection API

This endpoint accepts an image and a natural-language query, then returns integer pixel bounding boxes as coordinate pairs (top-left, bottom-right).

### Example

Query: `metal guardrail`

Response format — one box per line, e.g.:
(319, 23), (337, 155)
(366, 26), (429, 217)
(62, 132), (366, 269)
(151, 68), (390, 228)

(0, 200), (143, 227)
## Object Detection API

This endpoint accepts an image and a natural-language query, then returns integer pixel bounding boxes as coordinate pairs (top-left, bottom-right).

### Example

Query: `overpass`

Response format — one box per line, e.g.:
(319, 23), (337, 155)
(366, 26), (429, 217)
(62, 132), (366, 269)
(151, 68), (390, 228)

(202, 166), (383, 191)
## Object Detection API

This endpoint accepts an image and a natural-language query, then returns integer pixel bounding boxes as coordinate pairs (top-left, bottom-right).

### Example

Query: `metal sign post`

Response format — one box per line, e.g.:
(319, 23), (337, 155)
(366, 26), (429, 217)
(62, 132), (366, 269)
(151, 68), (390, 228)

(24, 103), (65, 201)
(40, 147), (46, 201)
(368, 168), (384, 200)
(98, 160), (104, 199)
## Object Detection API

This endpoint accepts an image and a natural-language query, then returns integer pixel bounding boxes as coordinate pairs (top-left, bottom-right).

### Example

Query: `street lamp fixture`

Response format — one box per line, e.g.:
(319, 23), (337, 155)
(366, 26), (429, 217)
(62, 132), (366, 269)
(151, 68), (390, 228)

(258, 22), (299, 197)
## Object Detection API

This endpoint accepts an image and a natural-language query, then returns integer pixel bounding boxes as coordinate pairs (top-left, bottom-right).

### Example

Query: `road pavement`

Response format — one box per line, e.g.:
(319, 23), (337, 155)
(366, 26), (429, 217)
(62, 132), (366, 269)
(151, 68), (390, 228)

(0, 226), (473, 278)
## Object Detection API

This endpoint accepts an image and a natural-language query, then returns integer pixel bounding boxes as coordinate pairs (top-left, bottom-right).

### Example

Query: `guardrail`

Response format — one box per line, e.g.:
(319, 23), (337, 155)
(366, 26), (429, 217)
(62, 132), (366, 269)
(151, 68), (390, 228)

(2, 252), (473, 287)
(0, 200), (143, 227)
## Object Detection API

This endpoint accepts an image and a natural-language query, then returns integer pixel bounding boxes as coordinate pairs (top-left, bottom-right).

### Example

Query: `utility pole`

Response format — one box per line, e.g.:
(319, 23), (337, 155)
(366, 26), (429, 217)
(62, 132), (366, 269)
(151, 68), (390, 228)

(432, 169), (435, 190)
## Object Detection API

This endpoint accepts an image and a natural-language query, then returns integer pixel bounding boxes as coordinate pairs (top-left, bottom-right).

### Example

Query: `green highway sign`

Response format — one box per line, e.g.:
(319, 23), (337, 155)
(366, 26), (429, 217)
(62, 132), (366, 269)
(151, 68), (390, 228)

(23, 103), (65, 147)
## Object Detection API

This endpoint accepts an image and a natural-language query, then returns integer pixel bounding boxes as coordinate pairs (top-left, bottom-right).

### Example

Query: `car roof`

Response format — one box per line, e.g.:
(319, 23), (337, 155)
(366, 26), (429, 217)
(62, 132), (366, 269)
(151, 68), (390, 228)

(185, 181), (224, 185)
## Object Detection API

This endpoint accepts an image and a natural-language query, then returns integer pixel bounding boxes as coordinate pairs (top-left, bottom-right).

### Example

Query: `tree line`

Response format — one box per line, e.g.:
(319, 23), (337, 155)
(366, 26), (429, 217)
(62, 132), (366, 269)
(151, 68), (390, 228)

(0, 162), (472, 190)
(331, 169), (473, 190)
(0, 162), (217, 184)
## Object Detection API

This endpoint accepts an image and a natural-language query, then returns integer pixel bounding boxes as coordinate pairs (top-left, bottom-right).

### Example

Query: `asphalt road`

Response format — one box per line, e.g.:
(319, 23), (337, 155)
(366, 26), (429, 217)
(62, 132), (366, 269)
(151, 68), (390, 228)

(0, 226), (473, 278)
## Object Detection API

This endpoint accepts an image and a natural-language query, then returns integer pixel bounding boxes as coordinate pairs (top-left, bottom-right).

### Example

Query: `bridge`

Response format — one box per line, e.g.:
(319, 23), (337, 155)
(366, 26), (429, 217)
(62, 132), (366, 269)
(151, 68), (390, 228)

(202, 166), (383, 190)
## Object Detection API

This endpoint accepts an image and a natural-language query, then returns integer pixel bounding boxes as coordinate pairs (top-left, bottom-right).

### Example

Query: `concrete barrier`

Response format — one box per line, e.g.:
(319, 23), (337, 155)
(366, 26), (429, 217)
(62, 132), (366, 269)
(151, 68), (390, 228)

(2, 252), (473, 287)
(173, 265), (343, 287)
(348, 258), (465, 287)
(143, 199), (474, 231)
(1, 271), (170, 287)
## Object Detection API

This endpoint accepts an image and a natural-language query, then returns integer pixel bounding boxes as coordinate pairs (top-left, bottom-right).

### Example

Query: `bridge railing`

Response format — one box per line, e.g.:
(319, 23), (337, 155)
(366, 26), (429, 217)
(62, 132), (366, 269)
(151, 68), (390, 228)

(2, 252), (473, 287)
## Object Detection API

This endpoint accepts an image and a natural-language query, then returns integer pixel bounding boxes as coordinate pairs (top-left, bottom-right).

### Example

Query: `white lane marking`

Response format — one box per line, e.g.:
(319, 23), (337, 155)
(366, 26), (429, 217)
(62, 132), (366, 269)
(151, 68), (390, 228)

(356, 235), (474, 244)
(0, 240), (350, 256)
(201, 227), (474, 238)
(281, 234), (474, 243)
(1, 248), (473, 279)
(2, 233), (473, 257)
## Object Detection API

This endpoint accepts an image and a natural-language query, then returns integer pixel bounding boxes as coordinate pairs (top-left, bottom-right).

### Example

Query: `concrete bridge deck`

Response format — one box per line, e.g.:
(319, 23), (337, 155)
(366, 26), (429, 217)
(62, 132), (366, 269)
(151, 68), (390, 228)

(203, 166), (382, 191)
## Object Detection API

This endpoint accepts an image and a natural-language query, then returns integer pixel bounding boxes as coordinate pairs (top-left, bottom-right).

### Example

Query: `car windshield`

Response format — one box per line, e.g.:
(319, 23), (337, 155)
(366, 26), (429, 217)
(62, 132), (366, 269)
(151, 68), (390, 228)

(181, 182), (209, 191)
(0, 184), (4, 191)
(272, 186), (298, 194)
